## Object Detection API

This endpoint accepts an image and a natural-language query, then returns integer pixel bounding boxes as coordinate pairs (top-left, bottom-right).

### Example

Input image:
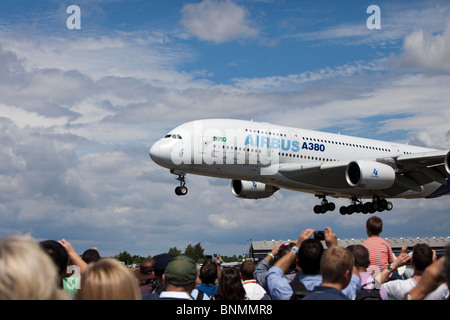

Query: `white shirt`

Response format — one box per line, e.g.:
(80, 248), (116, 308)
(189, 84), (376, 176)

(158, 291), (193, 300)
(243, 280), (270, 300)
(383, 278), (449, 300)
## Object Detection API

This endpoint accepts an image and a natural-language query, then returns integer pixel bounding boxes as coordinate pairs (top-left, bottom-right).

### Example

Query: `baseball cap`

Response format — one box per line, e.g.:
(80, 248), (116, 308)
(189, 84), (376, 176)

(164, 255), (197, 286)
(153, 253), (174, 277)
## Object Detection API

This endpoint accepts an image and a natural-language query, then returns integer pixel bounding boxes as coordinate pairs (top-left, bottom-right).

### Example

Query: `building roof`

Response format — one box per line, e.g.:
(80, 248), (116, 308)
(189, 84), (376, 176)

(251, 237), (450, 251)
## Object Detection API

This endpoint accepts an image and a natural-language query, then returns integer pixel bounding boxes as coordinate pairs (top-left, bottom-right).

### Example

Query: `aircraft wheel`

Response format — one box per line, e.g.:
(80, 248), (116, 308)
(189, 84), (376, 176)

(347, 205), (355, 215)
(339, 206), (348, 215)
(386, 202), (393, 211)
(327, 202), (336, 212)
(356, 203), (364, 213)
(175, 186), (188, 196)
(378, 199), (388, 210)
(372, 201), (379, 211)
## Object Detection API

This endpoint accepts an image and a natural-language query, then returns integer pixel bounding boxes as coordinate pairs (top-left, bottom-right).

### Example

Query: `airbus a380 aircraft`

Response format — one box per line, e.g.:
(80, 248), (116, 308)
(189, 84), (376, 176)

(149, 119), (450, 215)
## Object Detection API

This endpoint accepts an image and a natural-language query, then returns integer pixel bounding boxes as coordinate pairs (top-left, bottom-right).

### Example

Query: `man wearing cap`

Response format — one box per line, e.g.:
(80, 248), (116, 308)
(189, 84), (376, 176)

(158, 255), (198, 300)
(134, 258), (155, 295)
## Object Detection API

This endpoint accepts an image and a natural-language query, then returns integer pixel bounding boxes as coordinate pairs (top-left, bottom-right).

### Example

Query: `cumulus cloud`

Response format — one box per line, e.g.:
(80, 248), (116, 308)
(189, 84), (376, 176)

(0, 118), (93, 220)
(180, 0), (259, 43)
(393, 18), (450, 74)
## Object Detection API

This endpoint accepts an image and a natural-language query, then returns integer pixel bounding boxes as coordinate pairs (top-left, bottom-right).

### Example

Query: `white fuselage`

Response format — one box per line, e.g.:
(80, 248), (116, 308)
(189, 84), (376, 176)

(149, 119), (449, 200)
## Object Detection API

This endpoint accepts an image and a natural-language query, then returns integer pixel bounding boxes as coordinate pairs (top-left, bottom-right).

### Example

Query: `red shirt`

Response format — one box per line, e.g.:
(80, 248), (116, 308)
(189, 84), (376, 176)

(362, 236), (396, 273)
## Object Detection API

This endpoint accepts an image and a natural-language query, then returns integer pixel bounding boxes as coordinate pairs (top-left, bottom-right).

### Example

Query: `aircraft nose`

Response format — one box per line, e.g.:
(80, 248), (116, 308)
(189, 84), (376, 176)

(149, 140), (174, 167)
(149, 141), (166, 163)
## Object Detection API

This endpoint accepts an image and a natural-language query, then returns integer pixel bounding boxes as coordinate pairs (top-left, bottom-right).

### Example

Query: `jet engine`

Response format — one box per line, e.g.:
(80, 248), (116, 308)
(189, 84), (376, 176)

(231, 180), (278, 199)
(346, 160), (396, 190)
(446, 151), (450, 175)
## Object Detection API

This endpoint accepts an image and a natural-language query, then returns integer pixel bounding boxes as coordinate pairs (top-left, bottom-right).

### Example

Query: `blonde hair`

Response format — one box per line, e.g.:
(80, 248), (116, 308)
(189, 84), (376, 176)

(77, 258), (141, 300)
(0, 236), (66, 300)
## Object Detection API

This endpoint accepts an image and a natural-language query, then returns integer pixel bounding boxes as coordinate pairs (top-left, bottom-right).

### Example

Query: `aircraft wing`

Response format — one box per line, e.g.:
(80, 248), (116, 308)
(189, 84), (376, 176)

(385, 150), (450, 193)
(278, 150), (450, 196)
(395, 150), (449, 179)
(278, 161), (349, 189)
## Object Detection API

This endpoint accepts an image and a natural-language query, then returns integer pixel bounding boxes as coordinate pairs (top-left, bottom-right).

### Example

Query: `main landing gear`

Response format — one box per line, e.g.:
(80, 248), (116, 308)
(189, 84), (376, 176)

(313, 195), (393, 215)
(314, 195), (336, 214)
(171, 169), (188, 196)
(339, 197), (393, 215)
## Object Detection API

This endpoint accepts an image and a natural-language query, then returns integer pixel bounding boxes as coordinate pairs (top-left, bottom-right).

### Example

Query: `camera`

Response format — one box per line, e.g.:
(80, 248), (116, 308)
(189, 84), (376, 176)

(205, 254), (222, 264)
(314, 230), (325, 241)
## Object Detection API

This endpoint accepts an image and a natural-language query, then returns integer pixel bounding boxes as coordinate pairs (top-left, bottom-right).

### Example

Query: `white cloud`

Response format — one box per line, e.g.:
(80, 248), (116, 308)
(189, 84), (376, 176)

(208, 214), (238, 229)
(393, 18), (450, 74)
(231, 60), (385, 92)
(0, 29), (197, 88)
(180, 0), (259, 43)
(285, 3), (450, 48)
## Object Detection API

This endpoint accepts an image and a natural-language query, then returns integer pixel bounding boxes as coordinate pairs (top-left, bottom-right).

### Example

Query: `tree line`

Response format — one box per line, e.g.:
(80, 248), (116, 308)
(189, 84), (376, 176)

(113, 242), (245, 266)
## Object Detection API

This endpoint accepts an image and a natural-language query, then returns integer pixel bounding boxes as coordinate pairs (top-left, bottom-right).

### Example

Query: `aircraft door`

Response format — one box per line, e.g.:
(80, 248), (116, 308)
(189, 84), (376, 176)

(198, 136), (223, 164)
(391, 144), (400, 155)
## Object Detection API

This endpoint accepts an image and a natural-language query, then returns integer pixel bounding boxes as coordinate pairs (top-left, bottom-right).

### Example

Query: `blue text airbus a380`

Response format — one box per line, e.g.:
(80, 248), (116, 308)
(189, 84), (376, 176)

(149, 119), (450, 215)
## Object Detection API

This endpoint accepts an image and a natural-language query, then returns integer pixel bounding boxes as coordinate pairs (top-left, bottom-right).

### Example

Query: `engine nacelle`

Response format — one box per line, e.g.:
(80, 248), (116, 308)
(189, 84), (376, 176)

(346, 160), (396, 190)
(231, 180), (278, 199)
(445, 151), (450, 176)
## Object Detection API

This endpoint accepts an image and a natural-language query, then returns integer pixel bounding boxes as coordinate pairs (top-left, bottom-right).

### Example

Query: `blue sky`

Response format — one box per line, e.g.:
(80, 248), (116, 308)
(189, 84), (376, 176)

(0, 0), (449, 257)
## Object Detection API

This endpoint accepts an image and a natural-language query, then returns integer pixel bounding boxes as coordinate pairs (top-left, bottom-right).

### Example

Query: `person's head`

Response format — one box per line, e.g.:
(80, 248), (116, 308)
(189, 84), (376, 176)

(411, 243), (433, 273)
(77, 258), (141, 300)
(199, 260), (218, 284)
(0, 236), (66, 300)
(216, 267), (246, 300)
(239, 260), (255, 281)
(134, 258), (155, 284)
(163, 255), (198, 292)
(278, 242), (295, 257)
(320, 246), (355, 288)
(347, 244), (370, 270)
(278, 242), (297, 270)
(153, 253), (174, 279)
(366, 216), (383, 236)
(298, 239), (324, 274)
(82, 249), (101, 264)
(39, 240), (69, 286)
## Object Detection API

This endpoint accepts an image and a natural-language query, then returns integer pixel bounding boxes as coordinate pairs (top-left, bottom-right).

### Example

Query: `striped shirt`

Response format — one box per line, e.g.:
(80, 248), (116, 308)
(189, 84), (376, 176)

(362, 236), (396, 273)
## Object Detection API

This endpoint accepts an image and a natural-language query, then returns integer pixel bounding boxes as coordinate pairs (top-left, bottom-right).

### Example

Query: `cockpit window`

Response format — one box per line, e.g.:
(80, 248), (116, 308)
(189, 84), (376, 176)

(164, 134), (182, 139)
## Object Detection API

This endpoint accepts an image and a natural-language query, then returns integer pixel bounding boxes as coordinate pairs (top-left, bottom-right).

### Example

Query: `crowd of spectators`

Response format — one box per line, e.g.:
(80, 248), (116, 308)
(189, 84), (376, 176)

(0, 216), (448, 300)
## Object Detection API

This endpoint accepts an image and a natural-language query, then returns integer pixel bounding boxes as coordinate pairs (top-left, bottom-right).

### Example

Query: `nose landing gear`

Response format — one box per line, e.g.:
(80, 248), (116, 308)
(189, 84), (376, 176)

(171, 169), (188, 196)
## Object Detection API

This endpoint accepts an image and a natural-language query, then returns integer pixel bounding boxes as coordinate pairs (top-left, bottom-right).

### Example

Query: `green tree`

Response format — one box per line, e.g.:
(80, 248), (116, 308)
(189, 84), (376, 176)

(184, 242), (204, 263)
(168, 247), (181, 257)
(132, 255), (145, 265)
(115, 251), (132, 265)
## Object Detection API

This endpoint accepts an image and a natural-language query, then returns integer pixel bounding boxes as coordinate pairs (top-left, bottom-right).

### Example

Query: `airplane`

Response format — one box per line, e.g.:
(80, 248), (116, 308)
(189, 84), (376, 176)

(149, 119), (450, 215)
